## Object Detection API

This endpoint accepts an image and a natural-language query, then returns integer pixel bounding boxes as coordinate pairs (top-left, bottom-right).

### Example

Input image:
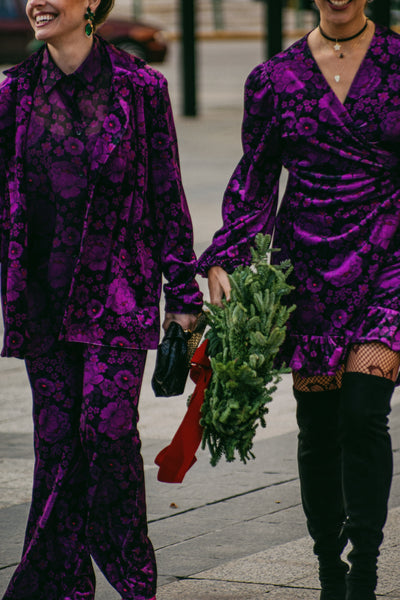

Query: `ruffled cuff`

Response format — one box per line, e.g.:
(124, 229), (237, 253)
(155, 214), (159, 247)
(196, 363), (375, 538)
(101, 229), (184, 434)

(164, 281), (203, 314)
(197, 244), (251, 277)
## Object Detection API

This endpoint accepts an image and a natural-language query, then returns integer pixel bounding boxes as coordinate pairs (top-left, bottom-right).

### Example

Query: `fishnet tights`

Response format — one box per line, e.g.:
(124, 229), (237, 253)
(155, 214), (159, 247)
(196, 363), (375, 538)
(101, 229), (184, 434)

(293, 342), (400, 392)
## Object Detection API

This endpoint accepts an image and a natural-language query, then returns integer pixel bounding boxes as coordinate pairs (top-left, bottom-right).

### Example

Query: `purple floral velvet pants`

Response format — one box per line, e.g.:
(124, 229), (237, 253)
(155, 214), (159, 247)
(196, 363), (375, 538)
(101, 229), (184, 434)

(2, 342), (156, 600)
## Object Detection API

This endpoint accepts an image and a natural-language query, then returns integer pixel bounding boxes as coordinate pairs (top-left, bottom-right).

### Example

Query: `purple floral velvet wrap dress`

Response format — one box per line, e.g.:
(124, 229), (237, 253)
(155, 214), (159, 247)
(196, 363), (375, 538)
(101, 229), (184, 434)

(198, 25), (400, 378)
(0, 36), (202, 600)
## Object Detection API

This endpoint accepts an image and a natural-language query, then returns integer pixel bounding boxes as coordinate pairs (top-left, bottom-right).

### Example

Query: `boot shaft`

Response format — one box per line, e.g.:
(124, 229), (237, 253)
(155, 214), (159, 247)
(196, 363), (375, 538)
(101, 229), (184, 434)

(340, 372), (394, 599)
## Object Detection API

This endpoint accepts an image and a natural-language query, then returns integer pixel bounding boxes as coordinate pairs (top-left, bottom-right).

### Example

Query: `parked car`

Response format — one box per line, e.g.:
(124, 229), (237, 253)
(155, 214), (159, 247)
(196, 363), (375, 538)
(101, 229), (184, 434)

(0, 0), (168, 64)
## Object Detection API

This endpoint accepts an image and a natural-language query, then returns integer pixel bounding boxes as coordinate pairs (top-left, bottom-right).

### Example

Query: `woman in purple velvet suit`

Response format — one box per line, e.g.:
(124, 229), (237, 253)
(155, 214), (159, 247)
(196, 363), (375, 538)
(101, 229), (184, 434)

(0, 0), (202, 598)
(199, 1), (400, 599)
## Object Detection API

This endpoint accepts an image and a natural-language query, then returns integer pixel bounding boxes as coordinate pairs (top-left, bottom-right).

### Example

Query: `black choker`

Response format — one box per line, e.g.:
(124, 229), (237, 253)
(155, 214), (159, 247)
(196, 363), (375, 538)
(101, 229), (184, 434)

(319, 19), (368, 43)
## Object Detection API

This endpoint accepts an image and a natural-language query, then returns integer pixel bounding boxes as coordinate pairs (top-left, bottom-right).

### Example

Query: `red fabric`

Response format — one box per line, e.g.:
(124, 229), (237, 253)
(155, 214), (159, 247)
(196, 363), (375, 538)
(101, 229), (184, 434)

(154, 340), (211, 483)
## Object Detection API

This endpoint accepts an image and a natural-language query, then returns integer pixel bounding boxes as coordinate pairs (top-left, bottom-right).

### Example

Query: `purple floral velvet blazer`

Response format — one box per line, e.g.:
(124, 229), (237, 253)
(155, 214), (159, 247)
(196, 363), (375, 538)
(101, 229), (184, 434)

(0, 37), (202, 358)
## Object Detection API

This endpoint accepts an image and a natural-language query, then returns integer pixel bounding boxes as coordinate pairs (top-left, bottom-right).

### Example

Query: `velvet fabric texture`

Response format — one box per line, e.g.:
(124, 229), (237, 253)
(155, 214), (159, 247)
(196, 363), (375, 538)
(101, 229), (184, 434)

(198, 25), (400, 379)
(0, 36), (202, 359)
(2, 343), (156, 600)
(0, 35), (202, 600)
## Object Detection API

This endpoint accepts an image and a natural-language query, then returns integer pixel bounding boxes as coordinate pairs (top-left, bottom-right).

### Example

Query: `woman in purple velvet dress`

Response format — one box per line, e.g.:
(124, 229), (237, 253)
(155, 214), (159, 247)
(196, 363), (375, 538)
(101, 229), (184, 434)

(0, 0), (202, 598)
(198, 1), (400, 598)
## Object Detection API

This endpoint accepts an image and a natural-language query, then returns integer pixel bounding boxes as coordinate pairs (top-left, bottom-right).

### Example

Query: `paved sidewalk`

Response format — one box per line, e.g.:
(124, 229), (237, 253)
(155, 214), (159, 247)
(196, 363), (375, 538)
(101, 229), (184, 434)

(1, 38), (400, 600)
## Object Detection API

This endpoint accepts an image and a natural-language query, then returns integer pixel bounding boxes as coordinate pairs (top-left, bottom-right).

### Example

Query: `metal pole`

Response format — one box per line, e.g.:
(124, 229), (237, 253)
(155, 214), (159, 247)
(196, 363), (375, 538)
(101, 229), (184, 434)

(133, 0), (142, 18)
(212, 0), (224, 30)
(181, 0), (197, 116)
(370, 0), (391, 27)
(263, 0), (283, 60)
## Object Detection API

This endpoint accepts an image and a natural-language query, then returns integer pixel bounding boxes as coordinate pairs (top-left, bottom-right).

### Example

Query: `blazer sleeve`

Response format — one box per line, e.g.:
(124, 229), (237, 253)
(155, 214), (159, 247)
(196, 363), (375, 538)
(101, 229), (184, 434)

(0, 78), (13, 264)
(147, 74), (203, 314)
(197, 62), (282, 276)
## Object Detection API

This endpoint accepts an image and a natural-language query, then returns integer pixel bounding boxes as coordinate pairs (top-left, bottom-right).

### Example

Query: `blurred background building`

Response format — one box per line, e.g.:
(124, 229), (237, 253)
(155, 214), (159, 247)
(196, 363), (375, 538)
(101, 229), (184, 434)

(1, 0), (399, 116)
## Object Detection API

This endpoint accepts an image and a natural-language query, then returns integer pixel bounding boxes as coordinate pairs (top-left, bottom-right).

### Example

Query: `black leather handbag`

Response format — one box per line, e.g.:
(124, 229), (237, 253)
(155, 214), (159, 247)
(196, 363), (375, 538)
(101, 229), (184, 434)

(151, 312), (207, 397)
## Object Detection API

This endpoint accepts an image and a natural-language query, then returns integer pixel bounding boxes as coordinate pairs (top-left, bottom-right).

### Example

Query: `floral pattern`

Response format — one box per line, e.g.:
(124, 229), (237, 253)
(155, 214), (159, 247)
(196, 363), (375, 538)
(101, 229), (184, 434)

(2, 343), (156, 600)
(0, 36), (202, 600)
(0, 36), (202, 359)
(198, 25), (400, 377)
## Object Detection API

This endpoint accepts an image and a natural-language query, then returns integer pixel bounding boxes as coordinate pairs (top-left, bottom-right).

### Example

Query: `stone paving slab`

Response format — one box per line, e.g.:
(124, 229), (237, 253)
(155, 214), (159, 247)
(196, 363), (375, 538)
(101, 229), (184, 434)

(156, 507), (400, 599)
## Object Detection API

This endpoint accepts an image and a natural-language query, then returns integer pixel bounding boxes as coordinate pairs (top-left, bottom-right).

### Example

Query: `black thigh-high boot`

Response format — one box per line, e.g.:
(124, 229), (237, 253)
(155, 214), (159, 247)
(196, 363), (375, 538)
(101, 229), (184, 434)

(339, 373), (394, 600)
(294, 388), (348, 600)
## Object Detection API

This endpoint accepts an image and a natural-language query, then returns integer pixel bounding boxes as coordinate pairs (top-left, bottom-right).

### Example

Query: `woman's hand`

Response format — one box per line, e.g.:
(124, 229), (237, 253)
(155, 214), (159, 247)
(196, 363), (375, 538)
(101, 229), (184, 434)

(163, 312), (198, 332)
(208, 266), (231, 307)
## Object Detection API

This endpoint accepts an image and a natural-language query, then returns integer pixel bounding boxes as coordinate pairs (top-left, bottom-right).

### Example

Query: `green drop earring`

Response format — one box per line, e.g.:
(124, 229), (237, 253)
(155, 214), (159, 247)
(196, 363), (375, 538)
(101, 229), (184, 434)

(84, 7), (95, 36)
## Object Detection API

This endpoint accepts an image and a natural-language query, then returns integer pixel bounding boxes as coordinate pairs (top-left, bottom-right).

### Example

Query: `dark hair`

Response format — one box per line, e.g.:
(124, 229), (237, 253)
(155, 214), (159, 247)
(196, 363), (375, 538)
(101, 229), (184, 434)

(94, 0), (115, 28)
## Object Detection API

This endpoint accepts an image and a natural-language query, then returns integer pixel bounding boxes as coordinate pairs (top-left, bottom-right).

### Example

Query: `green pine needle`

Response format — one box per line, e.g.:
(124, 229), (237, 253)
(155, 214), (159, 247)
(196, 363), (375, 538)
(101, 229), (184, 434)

(200, 234), (296, 466)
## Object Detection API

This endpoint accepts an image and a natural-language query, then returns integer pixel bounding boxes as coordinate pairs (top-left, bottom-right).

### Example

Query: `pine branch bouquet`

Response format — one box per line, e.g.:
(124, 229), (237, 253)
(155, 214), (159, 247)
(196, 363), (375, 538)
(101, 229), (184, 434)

(200, 233), (296, 466)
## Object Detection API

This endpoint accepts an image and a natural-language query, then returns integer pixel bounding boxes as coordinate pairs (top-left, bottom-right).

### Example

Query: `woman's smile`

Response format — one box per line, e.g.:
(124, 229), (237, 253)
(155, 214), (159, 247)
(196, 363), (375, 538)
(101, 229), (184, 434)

(34, 12), (58, 28)
(326, 0), (354, 9)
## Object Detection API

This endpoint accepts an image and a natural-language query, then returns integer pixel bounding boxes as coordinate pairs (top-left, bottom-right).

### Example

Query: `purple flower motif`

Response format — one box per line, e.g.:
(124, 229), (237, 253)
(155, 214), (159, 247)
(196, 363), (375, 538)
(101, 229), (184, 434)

(105, 212), (117, 230)
(114, 370), (135, 390)
(61, 227), (81, 246)
(296, 117), (318, 137)
(38, 406), (69, 443)
(105, 278), (136, 315)
(152, 159), (173, 193)
(74, 285), (90, 304)
(152, 132), (169, 151)
(64, 137), (84, 156)
(107, 156), (126, 184)
(35, 378), (56, 397)
(294, 263), (308, 280)
(104, 114), (121, 135)
(306, 278), (323, 293)
(20, 95), (33, 112)
(7, 268), (26, 301)
(271, 63), (310, 94)
(66, 514), (84, 531)
(100, 379), (119, 398)
(6, 331), (24, 350)
(50, 122), (68, 137)
(81, 236), (111, 271)
(118, 249), (131, 268)
(111, 336), (131, 347)
(331, 310), (348, 329)
(8, 242), (23, 260)
(282, 110), (296, 130)
(87, 300), (104, 320)
(98, 400), (134, 440)
(83, 362), (104, 395)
